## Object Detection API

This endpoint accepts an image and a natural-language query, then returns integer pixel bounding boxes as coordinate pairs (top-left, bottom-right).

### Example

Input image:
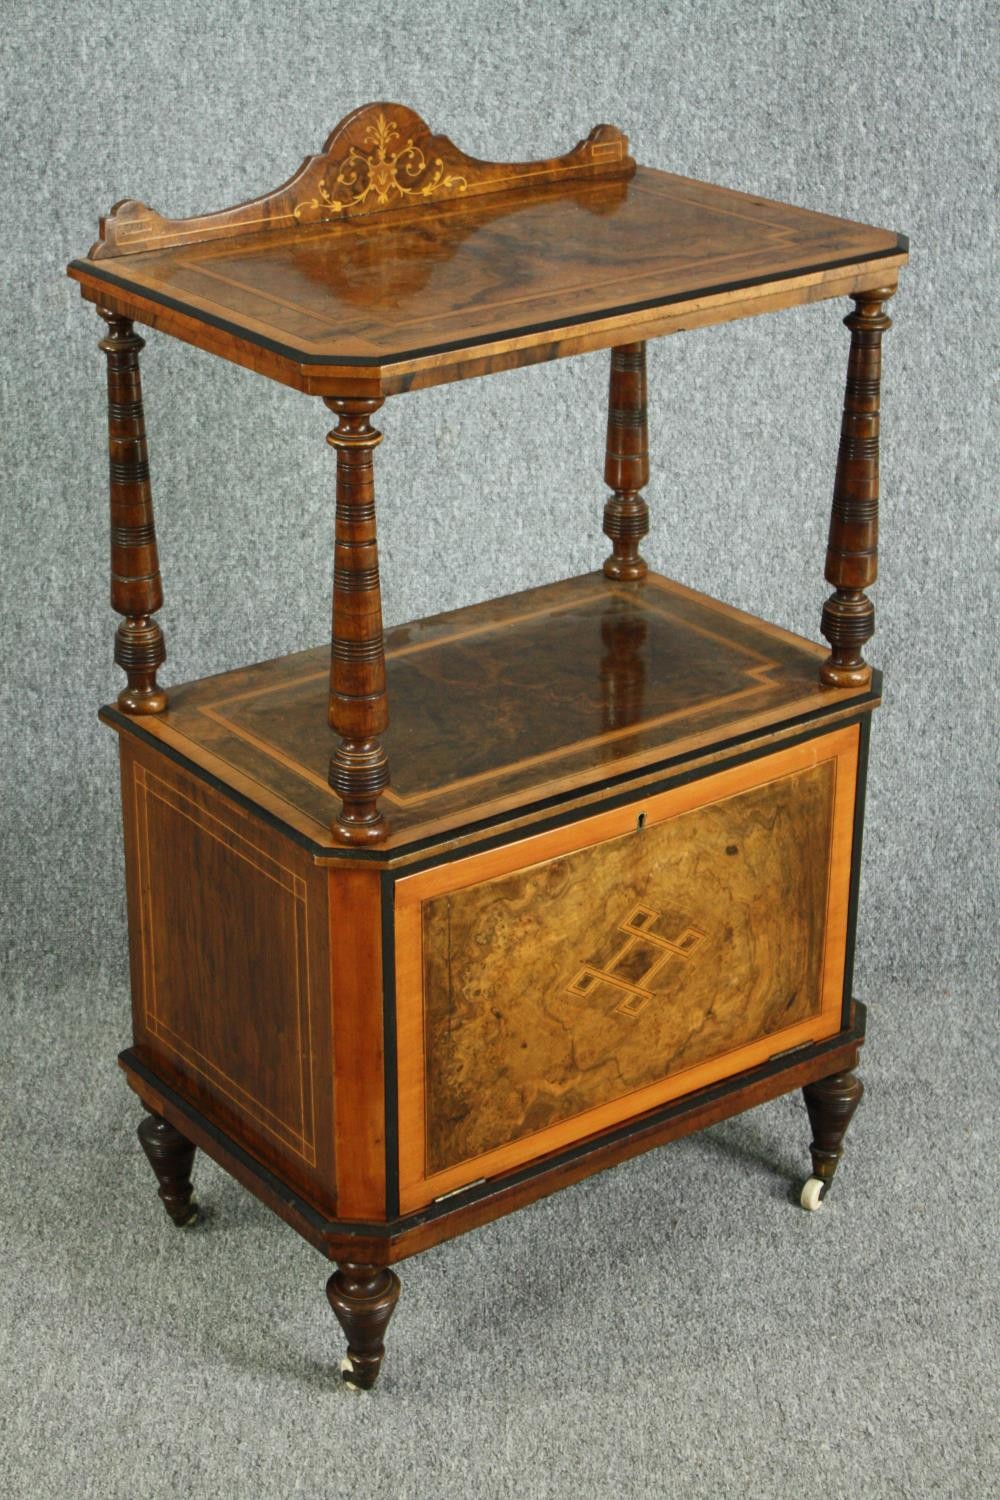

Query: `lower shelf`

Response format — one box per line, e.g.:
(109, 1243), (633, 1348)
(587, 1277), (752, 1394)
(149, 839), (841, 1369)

(101, 569), (877, 855)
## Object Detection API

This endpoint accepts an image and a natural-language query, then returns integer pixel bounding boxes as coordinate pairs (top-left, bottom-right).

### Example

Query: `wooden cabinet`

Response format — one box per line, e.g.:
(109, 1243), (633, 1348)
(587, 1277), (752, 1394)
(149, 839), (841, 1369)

(396, 724), (858, 1213)
(68, 103), (906, 1389)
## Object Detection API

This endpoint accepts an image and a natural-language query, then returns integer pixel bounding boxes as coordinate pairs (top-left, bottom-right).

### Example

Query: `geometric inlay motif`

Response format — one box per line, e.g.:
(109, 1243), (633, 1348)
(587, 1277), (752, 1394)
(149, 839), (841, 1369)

(566, 903), (707, 1017)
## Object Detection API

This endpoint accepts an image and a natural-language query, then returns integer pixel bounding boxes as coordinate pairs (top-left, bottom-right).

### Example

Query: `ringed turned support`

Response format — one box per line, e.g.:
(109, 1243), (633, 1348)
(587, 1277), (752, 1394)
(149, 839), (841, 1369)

(603, 342), (649, 580)
(137, 1112), (198, 1227)
(802, 1068), (864, 1197)
(819, 288), (895, 688)
(324, 397), (390, 844)
(327, 1262), (402, 1390)
(97, 308), (167, 713)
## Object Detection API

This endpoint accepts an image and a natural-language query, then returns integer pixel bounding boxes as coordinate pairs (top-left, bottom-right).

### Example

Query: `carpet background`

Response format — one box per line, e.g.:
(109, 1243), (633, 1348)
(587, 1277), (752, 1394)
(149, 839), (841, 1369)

(1, 2), (996, 1496)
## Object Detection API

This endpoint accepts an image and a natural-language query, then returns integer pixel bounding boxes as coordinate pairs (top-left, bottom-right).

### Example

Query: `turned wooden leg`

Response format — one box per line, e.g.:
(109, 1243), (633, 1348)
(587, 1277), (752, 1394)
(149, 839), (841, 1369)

(137, 1113), (198, 1227)
(326, 1262), (401, 1390)
(820, 289), (894, 688)
(801, 1069), (864, 1207)
(602, 342), (649, 580)
(97, 308), (167, 714)
(324, 397), (390, 844)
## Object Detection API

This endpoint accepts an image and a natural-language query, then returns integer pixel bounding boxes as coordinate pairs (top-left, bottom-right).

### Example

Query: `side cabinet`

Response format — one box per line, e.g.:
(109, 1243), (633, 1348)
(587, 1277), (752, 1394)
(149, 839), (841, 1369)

(120, 719), (863, 1234)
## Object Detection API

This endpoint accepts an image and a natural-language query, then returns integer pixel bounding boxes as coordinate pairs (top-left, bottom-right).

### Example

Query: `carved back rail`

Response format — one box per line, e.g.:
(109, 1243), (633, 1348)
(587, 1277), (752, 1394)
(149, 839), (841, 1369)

(91, 103), (634, 259)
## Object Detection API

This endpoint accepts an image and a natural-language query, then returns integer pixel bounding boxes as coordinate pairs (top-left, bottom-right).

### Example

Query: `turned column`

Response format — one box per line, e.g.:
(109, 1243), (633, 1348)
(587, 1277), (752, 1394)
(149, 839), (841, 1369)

(327, 1263), (401, 1390)
(324, 397), (390, 843)
(603, 342), (649, 580)
(802, 1069), (864, 1195)
(97, 308), (167, 714)
(820, 288), (894, 687)
(137, 1113), (198, 1227)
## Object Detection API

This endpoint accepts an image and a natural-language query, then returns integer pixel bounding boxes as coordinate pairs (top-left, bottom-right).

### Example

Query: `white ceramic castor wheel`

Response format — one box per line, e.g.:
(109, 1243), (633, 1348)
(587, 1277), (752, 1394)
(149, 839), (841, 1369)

(800, 1176), (826, 1211)
(340, 1355), (364, 1392)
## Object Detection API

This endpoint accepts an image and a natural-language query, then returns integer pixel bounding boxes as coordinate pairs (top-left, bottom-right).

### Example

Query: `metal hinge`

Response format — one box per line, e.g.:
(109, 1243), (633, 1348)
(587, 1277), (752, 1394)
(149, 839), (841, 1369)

(433, 1178), (486, 1203)
(768, 1038), (816, 1063)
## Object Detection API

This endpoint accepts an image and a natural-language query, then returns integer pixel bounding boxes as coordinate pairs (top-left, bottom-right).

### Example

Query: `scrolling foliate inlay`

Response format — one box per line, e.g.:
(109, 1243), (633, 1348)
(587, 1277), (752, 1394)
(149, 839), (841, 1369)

(293, 112), (468, 219)
(88, 103), (634, 257)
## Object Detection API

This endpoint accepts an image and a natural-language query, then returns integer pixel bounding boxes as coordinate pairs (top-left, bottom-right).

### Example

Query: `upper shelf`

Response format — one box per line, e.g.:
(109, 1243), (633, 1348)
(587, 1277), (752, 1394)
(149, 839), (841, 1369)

(67, 102), (907, 396)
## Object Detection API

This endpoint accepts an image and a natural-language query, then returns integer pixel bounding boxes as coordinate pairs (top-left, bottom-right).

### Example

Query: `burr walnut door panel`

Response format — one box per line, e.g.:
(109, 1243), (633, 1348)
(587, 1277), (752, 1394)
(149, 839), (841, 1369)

(395, 726), (858, 1212)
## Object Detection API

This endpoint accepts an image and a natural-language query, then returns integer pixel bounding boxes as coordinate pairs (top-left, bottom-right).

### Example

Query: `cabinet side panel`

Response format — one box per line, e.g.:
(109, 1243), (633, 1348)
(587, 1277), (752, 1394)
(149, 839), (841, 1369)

(119, 739), (336, 1214)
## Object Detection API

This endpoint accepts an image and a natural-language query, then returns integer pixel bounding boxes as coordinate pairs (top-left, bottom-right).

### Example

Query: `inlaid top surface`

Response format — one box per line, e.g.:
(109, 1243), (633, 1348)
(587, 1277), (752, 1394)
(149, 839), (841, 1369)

(67, 104), (906, 392)
(71, 170), (903, 372)
(102, 572), (879, 856)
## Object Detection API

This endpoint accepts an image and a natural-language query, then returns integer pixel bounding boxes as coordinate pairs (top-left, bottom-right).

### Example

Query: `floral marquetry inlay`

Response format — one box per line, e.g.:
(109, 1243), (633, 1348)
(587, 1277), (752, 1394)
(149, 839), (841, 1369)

(87, 101), (634, 257)
(293, 112), (468, 220)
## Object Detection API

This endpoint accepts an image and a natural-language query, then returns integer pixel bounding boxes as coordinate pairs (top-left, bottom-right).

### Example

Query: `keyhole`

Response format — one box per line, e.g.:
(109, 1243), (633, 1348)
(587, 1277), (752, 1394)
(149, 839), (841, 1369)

(637, 811), (646, 830)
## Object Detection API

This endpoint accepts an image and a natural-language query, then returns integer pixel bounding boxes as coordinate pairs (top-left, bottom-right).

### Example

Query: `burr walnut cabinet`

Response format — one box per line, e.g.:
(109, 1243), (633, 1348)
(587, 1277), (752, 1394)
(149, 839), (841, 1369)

(67, 103), (907, 1389)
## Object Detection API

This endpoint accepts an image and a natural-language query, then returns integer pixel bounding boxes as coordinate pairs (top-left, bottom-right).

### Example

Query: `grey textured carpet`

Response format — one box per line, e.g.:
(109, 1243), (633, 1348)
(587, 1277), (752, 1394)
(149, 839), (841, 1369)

(1, 1), (997, 1496)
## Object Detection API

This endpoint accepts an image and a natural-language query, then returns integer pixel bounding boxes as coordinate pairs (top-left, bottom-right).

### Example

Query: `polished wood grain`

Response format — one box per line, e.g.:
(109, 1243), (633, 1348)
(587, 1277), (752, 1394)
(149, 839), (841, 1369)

(97, 310), (167, 713)
(329, 868), (387, 1220)
(75, 258), (904, 400)
(603, 343), (649, 580)
(75, 169), (901, 355)
(395, 726), (858, 1211)
(137, 1112), (198, 1226)
(600, 590), (647, 736)
(100, 572), (877, 854)
(420, 760), (833, 1174)
(820, 289), (894, 687)
(324, 396), (390, 842)
(89, 105), (633, 256)
(70, 110), (904, 1393)
(68, 118), (906, 397)
(120, 738), (338, 1215)
(119, 1003), (866, 1265)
